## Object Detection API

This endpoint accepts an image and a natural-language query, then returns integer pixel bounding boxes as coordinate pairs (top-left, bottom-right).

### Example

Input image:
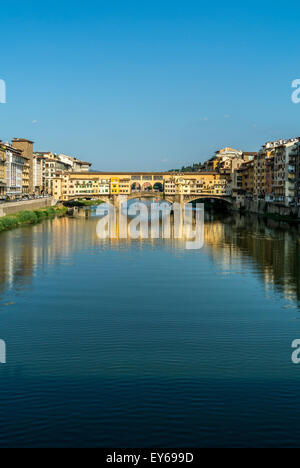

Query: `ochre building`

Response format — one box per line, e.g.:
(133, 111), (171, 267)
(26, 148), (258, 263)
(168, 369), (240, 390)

(53, 172), (229, 201)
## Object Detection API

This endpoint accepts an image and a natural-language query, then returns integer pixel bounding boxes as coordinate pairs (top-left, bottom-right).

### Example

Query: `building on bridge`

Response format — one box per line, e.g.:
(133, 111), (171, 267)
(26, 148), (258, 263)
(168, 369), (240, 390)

(52, 171), (230, 202)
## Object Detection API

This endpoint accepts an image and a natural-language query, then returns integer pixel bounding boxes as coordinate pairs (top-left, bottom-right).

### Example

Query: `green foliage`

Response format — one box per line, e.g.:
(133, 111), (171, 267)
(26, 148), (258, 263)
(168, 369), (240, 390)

(0, 206), (68, 233)
(0, 215), (19, 232)
(34, 209), (48, 220)
(17, 210), (38, 224)
(66, 200), (104, 207)
(169, 162), (204, 173)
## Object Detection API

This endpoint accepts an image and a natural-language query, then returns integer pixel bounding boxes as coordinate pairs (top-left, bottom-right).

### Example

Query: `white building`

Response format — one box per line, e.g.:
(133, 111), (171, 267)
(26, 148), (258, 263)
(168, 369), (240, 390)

(99, 180), (110, 194)
(58, 154), (91, 172)
(5, 144), (27, 198)
(33, 154), (44, 193)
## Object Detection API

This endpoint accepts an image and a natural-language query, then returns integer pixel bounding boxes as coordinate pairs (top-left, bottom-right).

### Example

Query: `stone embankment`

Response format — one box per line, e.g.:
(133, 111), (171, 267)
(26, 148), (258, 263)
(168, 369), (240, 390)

(0, 197), (56, 217)
(232, 198), (300, 220)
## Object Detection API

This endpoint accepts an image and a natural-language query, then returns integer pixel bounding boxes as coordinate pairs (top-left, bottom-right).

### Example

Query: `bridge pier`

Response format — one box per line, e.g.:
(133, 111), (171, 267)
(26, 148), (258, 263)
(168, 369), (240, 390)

(174, 194), (184, 205)
(110, 195), (129, 209)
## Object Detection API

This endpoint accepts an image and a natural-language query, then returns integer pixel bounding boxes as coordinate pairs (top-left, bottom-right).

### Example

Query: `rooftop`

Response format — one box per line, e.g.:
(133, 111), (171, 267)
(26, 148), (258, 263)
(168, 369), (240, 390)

(12, 138), (34, 144)
(67, 171), (219, 176)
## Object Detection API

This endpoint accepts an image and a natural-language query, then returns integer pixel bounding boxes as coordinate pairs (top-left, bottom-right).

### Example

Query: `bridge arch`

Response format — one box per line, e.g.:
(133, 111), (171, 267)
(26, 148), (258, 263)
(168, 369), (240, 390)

(142, 182), (153, 192)
(126, 192), (164, 202)
(62, 196), (111, 206)
(131, 182), (141, 192)
(153, 182), (164, 192)
(184, 195), (233, 205)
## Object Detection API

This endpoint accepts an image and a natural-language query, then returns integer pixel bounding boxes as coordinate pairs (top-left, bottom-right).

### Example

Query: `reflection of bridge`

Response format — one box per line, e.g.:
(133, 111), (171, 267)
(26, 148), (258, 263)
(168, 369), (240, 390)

(53, 171), (233, 205)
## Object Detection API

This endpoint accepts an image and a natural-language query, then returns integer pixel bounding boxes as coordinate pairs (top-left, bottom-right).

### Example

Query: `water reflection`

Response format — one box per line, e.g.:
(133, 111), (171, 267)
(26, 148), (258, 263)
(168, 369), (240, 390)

(1, 209), (300, 447)
(0, 209), (299, 305)
(204, 212), (300, 304)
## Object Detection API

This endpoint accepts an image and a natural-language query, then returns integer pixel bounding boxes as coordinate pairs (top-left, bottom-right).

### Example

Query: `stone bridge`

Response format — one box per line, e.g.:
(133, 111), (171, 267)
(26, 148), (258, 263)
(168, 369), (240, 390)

(54, 171), (233, 205)
(65, 191), (233, 206)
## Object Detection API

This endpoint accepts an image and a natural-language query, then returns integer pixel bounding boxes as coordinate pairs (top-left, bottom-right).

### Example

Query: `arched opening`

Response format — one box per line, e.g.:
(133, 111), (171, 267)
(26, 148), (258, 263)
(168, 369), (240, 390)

(153, 182), (164, 192)
(186, 197), (231, 212)
(142, 182), (153, 192)
(186, 196), (231, 204)
(131, 183), (141, 192)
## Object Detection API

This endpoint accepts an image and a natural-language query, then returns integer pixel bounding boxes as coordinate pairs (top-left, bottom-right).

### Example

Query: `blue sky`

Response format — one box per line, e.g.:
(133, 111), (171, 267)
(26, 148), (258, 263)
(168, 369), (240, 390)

(1, 0), (300, 170)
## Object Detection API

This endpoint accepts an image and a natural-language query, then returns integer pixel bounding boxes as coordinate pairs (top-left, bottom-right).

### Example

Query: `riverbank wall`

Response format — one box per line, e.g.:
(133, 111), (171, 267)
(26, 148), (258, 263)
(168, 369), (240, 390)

(232, 198), (300, 220)
(0, 205), (67, 234)
(0, 197), (56, 217)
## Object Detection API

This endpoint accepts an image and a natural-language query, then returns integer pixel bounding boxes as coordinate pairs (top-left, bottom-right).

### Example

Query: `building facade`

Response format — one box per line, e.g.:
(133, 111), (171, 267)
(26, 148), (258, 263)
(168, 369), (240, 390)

(22, 160), (30, 194)
(234, 138), (300, 207)
(0, 143), (7, 199)
(11, 138), (34, 194)
(5, 144), (28, 198)
(33, 151), (92, 195)
(53, 172), (229, 201)
(32, 154), (44, 194)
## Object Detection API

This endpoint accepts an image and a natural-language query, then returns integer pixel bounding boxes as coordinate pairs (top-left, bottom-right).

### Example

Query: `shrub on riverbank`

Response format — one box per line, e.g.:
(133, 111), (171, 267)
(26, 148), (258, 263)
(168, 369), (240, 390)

(0, 206), (68, 233)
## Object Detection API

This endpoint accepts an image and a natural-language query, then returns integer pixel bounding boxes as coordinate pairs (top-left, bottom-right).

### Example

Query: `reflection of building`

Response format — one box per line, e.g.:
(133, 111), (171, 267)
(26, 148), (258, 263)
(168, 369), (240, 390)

(0, 210), (300, 307)
(204, 212), (300, 303)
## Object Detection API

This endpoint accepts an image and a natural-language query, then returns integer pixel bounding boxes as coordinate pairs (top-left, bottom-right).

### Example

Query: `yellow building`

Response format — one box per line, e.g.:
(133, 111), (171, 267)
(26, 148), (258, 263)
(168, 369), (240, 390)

(254, 151), (266, 198)
(119, 178), (131, 194)
(53, 171), (229, 201)
(240, 160), (255, 196)
(254, 147), (279, 199)
(22, 160), (30, 194)
(205, 157), (221, 172)
(111, 177), (120, 194)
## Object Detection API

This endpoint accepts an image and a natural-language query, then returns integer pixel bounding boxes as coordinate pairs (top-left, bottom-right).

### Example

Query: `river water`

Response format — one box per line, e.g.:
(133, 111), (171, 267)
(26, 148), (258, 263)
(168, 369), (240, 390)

(0, 207), (300, 447)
